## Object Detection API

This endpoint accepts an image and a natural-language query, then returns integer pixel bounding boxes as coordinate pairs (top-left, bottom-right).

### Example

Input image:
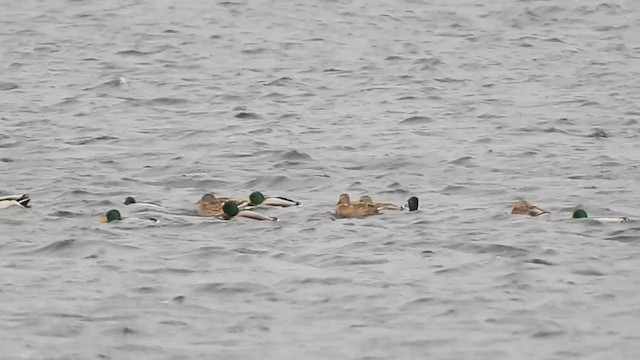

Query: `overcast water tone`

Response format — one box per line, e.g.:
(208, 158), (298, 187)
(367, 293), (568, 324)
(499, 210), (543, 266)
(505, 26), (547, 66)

(2, 0), (640, 359)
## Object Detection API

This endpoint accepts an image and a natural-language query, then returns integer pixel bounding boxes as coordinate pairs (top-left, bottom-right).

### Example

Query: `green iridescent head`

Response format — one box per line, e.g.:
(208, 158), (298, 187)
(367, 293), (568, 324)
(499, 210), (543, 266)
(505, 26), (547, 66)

(222, 201), (239, 218)
(249, 191), (265, 205)
(572, 209), (588, 219)
(101, 209), (122, 223)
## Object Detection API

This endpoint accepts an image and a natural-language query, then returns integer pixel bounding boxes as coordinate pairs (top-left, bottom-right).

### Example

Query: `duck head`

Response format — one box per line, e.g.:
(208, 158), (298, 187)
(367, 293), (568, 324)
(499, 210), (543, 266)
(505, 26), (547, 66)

(100, 209), (122, 223)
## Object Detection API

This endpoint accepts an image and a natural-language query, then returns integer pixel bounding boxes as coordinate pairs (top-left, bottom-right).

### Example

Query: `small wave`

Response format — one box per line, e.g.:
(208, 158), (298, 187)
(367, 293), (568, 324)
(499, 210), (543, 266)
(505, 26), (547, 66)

(288, 277), (352, 285)
(232, 247), (268, 255)
(435, 77), (466, 83)
(313, 255), (389, 267)
(193, 282), (270, 294)
(400, 116), (432, 125)
(65, 136), (118, 145)
(524, 258), (553, 266)
(83, 78), (127, 91)
(148, 97), (188, 106)
(0, 82), (19, 91)
(0, 157), (13, 162)
(588, 129), (608, 138)
(276, 149), (313, 161)
(116, 49), (150, 56)
(235, 112), (261, 119)
(47, 210), (83, 218)
(448, 242), (528, 257)
(572, 269), (604, 276)
(28, 239), (77, 254)
(448, 156), (475, 166)
(241, 48), (268, 55)
(262, 77), (293, 86)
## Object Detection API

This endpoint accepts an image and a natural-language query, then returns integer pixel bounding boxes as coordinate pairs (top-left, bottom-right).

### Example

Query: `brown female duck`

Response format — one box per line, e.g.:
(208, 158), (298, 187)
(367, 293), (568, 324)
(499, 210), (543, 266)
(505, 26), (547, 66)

(335, 193), (379, 219)
(511, 200), (549, 217)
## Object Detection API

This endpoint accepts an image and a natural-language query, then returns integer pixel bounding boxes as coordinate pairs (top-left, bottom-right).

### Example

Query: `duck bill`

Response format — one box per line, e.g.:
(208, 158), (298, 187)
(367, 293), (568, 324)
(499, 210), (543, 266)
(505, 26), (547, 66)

(237, 210), (278, 221)
(99, 216), (108, 223)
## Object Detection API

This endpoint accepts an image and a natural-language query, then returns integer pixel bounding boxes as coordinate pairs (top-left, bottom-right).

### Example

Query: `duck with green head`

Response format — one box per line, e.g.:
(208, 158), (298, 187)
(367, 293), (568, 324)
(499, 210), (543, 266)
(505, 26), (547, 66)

(0, 194), (30, 209)
(572, 208), (630, 223)
(219, 200), (278, 221)
(99, 209), (159, 224)
(241, 191), (301, 208)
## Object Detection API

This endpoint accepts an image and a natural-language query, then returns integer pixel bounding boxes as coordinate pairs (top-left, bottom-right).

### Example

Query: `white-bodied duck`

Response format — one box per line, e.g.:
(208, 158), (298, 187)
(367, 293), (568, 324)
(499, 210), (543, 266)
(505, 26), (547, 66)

(0, 194), (30, 209)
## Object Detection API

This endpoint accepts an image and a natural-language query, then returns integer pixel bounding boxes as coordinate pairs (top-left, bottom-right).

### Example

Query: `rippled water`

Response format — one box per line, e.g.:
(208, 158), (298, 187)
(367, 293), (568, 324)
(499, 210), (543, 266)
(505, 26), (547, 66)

(2, 0), (640, 358)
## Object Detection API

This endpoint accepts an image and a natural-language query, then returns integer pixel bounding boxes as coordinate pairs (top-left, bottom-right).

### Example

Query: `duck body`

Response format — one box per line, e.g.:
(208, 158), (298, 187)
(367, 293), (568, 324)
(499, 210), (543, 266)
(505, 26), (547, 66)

(0, 194), (30, 209)
(511, 200), (549, 217)
(242, 191), (301, 208)
(236, 209), (278, 221)
(335, 193), (379, 219)
(572, 209), (630, 223)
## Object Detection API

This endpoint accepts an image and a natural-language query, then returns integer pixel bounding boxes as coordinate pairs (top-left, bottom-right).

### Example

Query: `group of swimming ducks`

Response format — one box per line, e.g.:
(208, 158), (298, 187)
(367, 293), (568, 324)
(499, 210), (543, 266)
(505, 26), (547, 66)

(0, 193), (631, 224)
(0, 191), (421, 224)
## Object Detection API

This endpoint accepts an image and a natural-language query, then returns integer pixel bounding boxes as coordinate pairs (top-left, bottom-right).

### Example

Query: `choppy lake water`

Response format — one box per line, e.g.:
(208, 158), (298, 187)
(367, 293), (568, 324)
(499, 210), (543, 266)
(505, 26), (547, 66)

(2, 0), (640, 358)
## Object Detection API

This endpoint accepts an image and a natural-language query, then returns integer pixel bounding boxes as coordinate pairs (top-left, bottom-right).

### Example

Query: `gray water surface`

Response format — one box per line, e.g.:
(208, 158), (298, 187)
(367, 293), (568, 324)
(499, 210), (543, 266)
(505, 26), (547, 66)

(2, 0), (640, 359)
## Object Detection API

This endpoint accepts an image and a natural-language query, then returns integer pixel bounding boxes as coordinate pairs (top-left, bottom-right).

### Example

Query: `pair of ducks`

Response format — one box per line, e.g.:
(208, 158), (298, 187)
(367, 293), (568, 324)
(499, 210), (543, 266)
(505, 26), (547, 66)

(99, 191), (299, 223)
(194, 191), (300, 221)
(511, 200), (631, 223)
(334, 194), (419, 218)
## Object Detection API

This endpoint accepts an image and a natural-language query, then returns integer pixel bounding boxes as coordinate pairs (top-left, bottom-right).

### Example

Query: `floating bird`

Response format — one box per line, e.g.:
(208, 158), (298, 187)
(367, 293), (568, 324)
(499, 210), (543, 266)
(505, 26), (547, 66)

(242, 191), (301, 208)
(99, 209), (159, 224)
(0, 194), (30, 209)
(511, 200), (549, 217)
(335, 193), (379, 219)
(220, 201), (277, 221)
(572, 208), (630, 223)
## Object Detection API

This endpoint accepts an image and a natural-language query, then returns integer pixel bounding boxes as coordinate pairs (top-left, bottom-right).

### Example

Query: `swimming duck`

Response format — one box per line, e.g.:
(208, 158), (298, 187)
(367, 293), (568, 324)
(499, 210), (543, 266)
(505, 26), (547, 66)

(242, 191), (301, 207)
(220, 201), (278, 221)
(99, 209), (159, 224)
(335, 193), (379, 219)
(511, 200), (549, 217)
(0, 194), (30, 209)
(123, 196), (164, 210)
(356, 195), (420, 212)
(572, 208), (630, 223)
(197, 194), (276, 221)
